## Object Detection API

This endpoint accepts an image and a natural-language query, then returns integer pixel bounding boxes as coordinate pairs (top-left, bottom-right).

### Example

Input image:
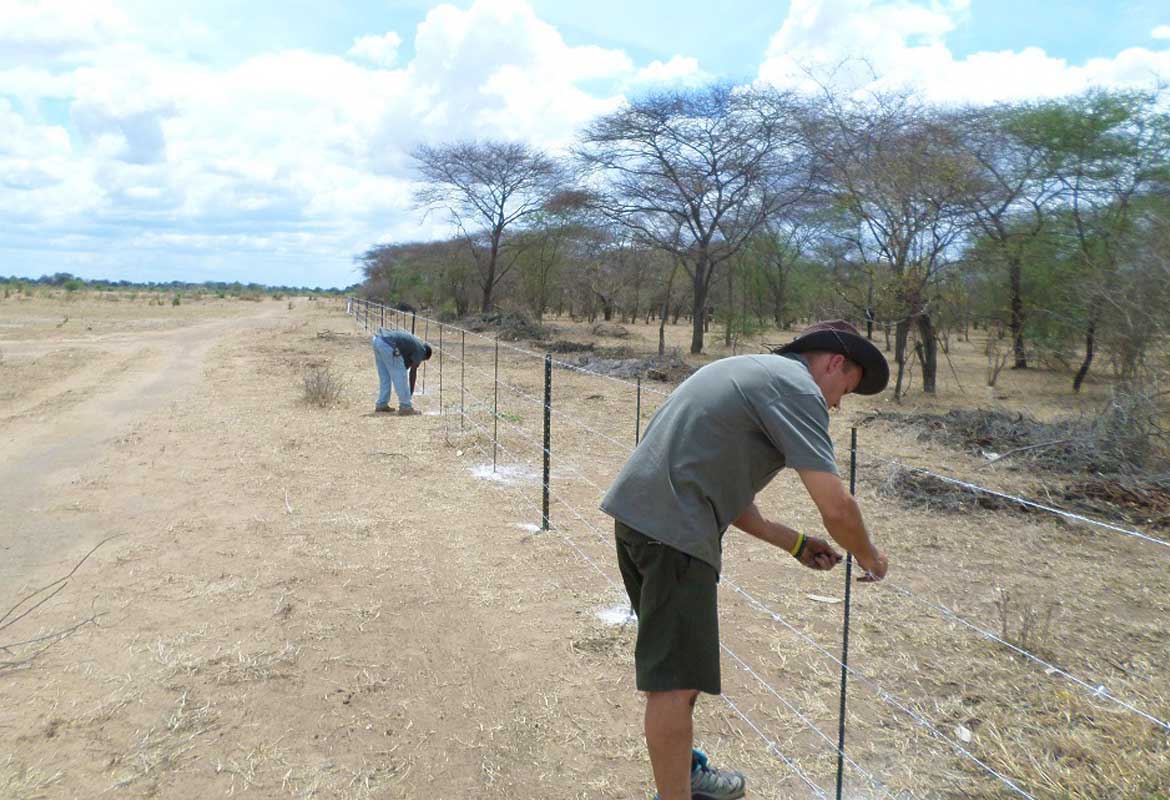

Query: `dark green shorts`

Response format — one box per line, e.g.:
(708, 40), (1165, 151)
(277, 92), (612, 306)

(614, 520), (721, 695)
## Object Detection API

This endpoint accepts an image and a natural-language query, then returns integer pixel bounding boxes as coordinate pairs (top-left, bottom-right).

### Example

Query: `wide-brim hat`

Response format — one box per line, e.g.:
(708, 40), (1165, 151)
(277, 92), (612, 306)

(773, 320), (889, 395)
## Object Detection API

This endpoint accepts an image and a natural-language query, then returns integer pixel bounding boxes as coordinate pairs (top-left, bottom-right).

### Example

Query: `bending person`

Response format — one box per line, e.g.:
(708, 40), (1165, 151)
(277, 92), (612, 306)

(371, 327), (432, 416)
(601, 320), (891, 800)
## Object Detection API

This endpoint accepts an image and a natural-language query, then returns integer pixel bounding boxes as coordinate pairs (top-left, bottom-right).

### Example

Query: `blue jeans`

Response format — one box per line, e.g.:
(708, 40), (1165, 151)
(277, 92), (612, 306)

(372, 335), (412, 409)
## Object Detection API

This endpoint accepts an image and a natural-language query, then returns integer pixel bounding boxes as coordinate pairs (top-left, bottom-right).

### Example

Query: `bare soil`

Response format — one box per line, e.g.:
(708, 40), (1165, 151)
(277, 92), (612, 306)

(2, 295), (1167, 799)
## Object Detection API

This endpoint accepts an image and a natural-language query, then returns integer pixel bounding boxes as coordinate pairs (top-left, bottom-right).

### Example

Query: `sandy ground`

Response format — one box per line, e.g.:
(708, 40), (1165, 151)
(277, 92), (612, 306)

(1, 294), (1167, 799)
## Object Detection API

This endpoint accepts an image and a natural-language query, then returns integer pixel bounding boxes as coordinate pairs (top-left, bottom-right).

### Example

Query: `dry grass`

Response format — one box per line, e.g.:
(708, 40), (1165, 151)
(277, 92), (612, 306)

(302, 363), (345, 407)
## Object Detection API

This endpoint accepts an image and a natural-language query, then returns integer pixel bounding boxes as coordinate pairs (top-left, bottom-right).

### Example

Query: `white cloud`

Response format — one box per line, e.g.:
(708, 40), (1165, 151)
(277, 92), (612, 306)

(0, 0), (647, 285)
(632, 55), (707, 86)
(348, 32), (403, 67)
(1152, 25), (1170, 40)
(759, 0), (1170, 104)
(0, 0), (131, 65)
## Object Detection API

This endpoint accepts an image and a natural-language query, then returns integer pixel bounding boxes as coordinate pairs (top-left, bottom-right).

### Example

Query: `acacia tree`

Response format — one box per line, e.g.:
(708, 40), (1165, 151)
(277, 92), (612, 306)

(952, 103), (1058, 369)
(812, 91), (978, 397)
(1031, 89), (1170, 391)
(413, 141), (566, 312)
(575, 84), (813, 353)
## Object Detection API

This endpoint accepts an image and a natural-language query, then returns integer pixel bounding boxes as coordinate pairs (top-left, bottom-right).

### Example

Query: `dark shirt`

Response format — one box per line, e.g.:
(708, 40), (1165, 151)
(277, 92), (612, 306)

(377, 329), (428, 369)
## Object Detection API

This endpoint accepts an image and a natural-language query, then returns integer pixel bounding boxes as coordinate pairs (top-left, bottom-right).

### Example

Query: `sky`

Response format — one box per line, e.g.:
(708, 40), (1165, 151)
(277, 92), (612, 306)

(1, 0), (1168, 289)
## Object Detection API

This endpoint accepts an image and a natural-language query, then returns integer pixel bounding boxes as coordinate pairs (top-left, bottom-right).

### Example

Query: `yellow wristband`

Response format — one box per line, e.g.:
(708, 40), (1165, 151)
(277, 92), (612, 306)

(790, 532), (805, 558)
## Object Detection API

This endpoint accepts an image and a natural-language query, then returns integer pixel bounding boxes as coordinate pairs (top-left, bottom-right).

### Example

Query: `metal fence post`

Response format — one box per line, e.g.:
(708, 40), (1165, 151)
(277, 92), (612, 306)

(542, 354), (551, 530)
(835, 427), (858, 800)
(635, 377), (642, 445)
(411, 311), (416, 335)
(460, 329), (465, 432)
(422, 318), (429, 395)
(380, 304), (384, 330)
(493, 335), (499, 472)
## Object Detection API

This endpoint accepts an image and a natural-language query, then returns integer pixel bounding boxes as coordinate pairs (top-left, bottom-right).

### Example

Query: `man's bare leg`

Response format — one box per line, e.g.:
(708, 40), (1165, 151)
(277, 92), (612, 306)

(645, 689), (698, 799)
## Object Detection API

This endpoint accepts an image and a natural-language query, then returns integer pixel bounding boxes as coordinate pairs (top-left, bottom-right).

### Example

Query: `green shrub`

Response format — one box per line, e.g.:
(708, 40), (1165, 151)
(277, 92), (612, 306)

(172, 293), (182, 306)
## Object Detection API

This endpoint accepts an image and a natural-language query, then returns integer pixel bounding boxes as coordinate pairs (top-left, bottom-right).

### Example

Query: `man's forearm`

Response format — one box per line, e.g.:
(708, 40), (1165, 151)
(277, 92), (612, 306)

(732, 502), (800, 552)
(820, 498), (879, 565)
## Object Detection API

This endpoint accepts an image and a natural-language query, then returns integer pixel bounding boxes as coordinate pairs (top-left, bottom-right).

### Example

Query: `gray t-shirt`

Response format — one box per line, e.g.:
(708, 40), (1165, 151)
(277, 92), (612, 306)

(600, 353), (838, 573)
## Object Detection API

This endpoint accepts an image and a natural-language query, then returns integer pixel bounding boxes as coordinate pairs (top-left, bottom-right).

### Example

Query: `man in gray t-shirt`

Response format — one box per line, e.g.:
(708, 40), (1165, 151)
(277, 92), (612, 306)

(601, 320), (890, 800)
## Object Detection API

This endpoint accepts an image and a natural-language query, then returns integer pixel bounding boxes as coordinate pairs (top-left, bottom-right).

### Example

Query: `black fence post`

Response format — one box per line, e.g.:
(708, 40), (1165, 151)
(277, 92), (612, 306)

(493, 335), (499, 472)
(835, 427), (858, 800)
(411, 311), (416, 335)
(422, 318), (429, 395)
(380, 304), (384, 330)
(460, 329), (465, 432)
(542, 354), (552, 530)
(635, 377), (642, 445)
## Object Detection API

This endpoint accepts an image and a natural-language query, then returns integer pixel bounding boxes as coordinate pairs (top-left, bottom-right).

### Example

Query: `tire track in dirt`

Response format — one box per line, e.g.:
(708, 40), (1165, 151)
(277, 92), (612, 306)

(0, 305), (287, 590)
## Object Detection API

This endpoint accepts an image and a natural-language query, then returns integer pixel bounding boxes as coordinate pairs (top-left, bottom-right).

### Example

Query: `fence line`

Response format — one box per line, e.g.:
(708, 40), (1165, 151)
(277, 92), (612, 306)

(444, 336), (1170, 732)
(403, 311), (907, 797)
(447, 397), (953, 798)
(448, 379), (610, 499)
(351, 298), (1168, 798)
(437, 393), (833, 798)
(373, 302), (671, 397)
(437, 339), (640, 462)
(886, 583), (1170, 732)
(725, 580), (1037, 800)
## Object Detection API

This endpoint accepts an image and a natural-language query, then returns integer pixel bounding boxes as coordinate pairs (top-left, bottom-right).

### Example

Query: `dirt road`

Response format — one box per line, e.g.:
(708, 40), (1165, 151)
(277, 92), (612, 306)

(0, 304), (287, 588)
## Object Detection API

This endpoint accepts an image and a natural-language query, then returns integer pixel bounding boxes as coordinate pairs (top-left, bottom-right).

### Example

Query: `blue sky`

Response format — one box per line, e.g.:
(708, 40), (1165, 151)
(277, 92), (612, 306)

(2, 0), (1168, 288)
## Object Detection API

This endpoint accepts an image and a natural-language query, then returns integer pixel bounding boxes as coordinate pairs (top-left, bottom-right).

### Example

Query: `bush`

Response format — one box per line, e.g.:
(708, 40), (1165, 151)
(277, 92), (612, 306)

(172, 293), (182, 306)
(303, 365), (344, 408)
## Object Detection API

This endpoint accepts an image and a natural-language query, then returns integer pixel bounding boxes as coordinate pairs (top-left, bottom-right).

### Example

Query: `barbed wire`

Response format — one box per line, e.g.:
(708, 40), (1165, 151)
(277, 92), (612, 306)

(847, 447), (1170, 551)
(352, 301), (1163, 797)
(444, 409), (839, 796)
(439, 386), (902, 797)
(721, 694), (831, 800)
(886, 582), (1170, 732)
(721, 645), (913, 800)
(447, 379), (611, 499)
(436, 340), (640, 460)
(445, 414), (619, 590)
(724, 579), (1037, 800)
(362, 300), (673, 396)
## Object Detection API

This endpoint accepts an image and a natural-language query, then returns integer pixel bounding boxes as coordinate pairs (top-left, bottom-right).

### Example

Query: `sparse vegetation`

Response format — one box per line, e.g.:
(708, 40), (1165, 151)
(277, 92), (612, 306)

(302, 364), (344, 408)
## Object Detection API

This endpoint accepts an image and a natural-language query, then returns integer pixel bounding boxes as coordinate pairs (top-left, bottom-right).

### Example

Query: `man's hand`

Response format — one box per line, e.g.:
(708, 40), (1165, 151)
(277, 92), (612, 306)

(857, 550), (888, 582)
(797, 535), (842, 571)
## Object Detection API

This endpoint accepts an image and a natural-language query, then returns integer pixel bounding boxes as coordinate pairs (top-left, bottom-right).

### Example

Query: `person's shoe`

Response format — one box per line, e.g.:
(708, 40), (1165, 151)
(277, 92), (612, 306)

(397, 407), (419, 416)
(689, 750), (745, 800)
(653, 750), (746, 800)
(374, 404), (394, 413)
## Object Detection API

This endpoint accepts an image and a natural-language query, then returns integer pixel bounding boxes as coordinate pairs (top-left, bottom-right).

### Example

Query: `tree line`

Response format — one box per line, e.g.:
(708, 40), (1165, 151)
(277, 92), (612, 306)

(355, 83), (1170, 398)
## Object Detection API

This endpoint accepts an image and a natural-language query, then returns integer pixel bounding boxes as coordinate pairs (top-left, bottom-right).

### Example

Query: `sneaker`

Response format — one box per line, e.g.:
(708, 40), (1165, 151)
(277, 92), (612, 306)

(397, 407), (419, 416)
(689, 750), (745, 800)
(654, 750), (746, 800)
(374, 404), (394, 413)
